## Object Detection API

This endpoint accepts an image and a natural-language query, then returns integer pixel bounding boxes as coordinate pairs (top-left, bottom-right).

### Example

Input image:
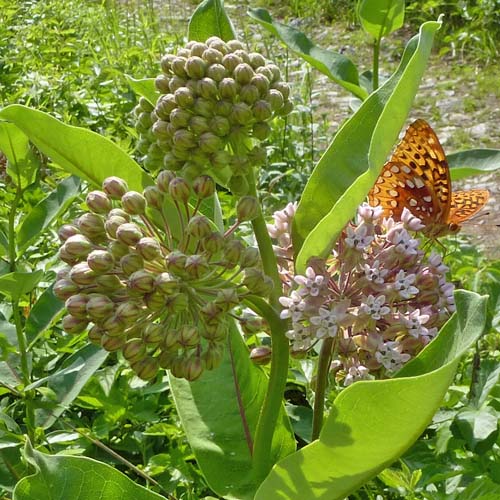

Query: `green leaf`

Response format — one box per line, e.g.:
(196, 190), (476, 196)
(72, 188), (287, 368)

(0, 271), (44, 302)
(13, 440), (164, 500)
(458, 477), (500, 500)
(357, 0), (405, 39)
(470, 360), (500, 408)
(25, 285), (64, 346)
(16, 175), (81, 252)
(188, 0), (236, 42)
(125, 75), (158, 106)
(25, 344), (108, 429)
(256, 291), (487, 499)
(452, 407), (499, 452)
(248, 8), (368, 100)
(0, 121), (40, 188)
(0, 105), (152, 191)
(448, 148), (500, 180)
(170, 321), (295, 499)
(293, 20), (440, 273)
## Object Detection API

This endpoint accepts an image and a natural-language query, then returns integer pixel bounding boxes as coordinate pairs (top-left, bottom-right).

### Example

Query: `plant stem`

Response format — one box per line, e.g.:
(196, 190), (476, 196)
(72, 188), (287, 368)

(372, 37), (381, 91)
(246, 169), (290, 480)
(311, 337), (334, 441)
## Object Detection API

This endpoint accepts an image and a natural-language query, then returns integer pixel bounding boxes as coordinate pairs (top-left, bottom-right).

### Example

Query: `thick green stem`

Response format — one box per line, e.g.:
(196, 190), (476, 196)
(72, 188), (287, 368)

(311, 337), (334, 440)
(372, 37), (381, 91)
(245, 169), (290, 480)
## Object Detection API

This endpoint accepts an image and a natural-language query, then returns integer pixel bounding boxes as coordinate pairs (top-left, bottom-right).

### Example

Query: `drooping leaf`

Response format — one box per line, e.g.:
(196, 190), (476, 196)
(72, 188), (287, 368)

(16, 175), (81, 252)
(357, 0), (405, 39)
(125, 75), (158, 107)
(188, 0), (236, 42)
(248, 8), (368, 100)
(170, 321), (295, 499)
(448, 148), (500, 180)
(256, 291), (487, 499)
(13, 440), (164, 500)
(293, 20), (440, 272)
(0, 105), (152, 192)
(0, 271), (44, 302)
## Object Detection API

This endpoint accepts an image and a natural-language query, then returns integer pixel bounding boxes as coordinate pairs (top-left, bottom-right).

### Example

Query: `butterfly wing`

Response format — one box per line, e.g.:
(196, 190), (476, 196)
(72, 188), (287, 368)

(449, 189), (490, 224)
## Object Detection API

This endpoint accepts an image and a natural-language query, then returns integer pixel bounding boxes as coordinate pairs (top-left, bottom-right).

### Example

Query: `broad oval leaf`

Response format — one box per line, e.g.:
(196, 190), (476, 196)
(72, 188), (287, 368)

(13, 440), (164, 500)
(293, 20), (441, 273)
(256, 290), (487, 499)
(448, 148), (500, 180)
(170, 321), (295, 499)
(248, 8), (368, 100)
(125, 75), (158, 107)
(357, 0), (405, 39)
(188, 0), (236, 42)
(0, 271), (44, 302)
(0, 105), (152, 192)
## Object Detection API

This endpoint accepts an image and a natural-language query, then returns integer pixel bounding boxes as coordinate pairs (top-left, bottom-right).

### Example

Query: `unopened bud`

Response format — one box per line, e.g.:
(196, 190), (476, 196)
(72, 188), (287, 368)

(115, 302), (142, 324)
(109, 240), (130, 259)
(132, 356), (160, 381)
(222, 53), (242, 72)
(237, 196), (259, 222)
(86, 294), (114, 320)
(77, 213), (106, 240)
(230, 102), (253, 125)
(169, 75), (186, 93)
(252, 121), (271, 141)
(219, 78), (239, 100)
(206, 63), (228, 82)
(185, 56), (206, 79)
(122, 338), (147, 363)
(186, 215), (212, 239)
(250, 346), (272, 365)
(164, 292), (189, 313)
(95, 274), (123, 291)
(136, 237), (162, 261)
(142, 323), (163, 344)
(69, 262), (96, 286)
(105, 215), (128, 238)
(202, 231), (225, 254)
(58, 224), (80, 243)
(203, 343), (224, 370)
(199, 132), (223, 153)
(65, 294), (89, 319)
(173, 129), (197, 150)
(62, 315), (89, 334)
(155, 74), (170, 93)
(160, 53), (176, 73)
(143, 185), (164, 209)
(86, 191), (111, 214)
(174, 87), (195, 108)
(266, 89), (284, 112)
(168, 177), (191, 203)
(192, 175), (215, 199)
(64, 234), (93, 258)
(214, 100), (233, 117)
(240, 84), (260, 105)
(121, 191), (146, 215)
(54, 279), (79, 300)
(145, 290), (166, 311)
(169, 108), (191, 129)
(88, 325), (104, 345)
(240, 247), (260, 268)
(249, 52), (266, 69)
(233, 63), (254, 85)
(184, 254), (209, 279)
(214, 288), (240, 312)
(224, 239), (245, 267)
(87, 249), (115, 273)
(116, 222), (143, 246)
(120, 253), (144, 276)
(102, 314), (126, 336)
(101, 333), (126, 351)
(252, 100), (272, 121)
(178, 325), (200, 348)
(128, 270), (155, 294)
(228, 175), (249, 196)
(162, 329), (180, 352)
(193, 97), (215, 118)
(155, 272), (180, 294)
(171, 56), (188, 78)
(279, 100), (294, 116)
(155, 94), (177, 120)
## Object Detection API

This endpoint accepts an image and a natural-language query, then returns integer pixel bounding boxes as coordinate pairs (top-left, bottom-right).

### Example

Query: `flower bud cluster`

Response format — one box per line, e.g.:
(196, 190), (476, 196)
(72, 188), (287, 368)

(55, 174), (269, 381)
(270, 203), (455, 386)
(133, 37), (293, 192)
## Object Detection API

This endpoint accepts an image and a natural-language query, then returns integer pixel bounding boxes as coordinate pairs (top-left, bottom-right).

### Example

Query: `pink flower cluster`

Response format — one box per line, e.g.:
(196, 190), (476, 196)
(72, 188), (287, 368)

(269, 203), (455, 385)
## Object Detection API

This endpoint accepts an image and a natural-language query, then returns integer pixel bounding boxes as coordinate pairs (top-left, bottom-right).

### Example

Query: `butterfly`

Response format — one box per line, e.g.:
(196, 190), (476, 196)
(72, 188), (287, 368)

(368, 119), (489, 238)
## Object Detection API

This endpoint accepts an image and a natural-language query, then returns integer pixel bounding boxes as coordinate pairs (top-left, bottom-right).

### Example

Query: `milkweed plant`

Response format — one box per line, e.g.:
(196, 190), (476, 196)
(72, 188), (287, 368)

(0, 1), (491, 499)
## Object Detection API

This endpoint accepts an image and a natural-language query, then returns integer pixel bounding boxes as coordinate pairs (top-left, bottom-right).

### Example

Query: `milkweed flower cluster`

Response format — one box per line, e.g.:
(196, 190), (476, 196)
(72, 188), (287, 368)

(269, 203), (455, 385)
(134, 36), (292, 194)
(55, 174), (271, 381)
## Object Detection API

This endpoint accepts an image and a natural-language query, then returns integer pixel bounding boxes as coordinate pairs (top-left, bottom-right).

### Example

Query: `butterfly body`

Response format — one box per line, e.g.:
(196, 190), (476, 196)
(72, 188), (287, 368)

(368, 119), (489, 238)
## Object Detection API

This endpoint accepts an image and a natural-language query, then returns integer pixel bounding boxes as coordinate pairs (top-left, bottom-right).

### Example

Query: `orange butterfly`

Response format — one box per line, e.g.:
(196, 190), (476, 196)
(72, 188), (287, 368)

(368, 119), (489, 238)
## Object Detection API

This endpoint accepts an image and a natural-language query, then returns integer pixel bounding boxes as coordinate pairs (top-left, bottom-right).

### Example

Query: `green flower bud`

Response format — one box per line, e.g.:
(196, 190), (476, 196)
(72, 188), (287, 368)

(240, 84), (260, 105)
(229, 154), (251, 175)
(105, 215), (128, 239)
(267, 88), (284, 112)
(102, 314), (126, 336)
(214, 99), (233, 117)
(137, 138), (152, 155)
(132, 356), (160, 381)
(230, 102), (253, 125)
(143, 323), (163, 344)
(169, 108), (191, 128)
(63, 234), (93, 258)
(185, 355), (204, 381)
(252, 121), (271, 141)
(185, 78), (199, 94)
(222, 53), (242, 72)
(86, 294), (114, 320)
(109, 240), (130, 259)
(206, 63), (228, 82)
(160, 53), (176, 73)
(62, 315), (89, 334)
(101, 333), (126, 351)
(165, 250), (187, 274)
(171, 56), (188, 78)
(218, 77), (239, 100)
(103, 176), (129, 199)
(155, 94), (177, 120)
(136, 237), (162, 261)
(54, 278), (80, 300)
(214, 288), (240, 312)
(170, 356), (188, 379)
(69, 262), (96, 286)
(208, 116), (230, 137)
(201, 231), (225, 254)
(95, 274), (123, 291)
(203, 342), (224, 370)
(207, 36), (229, 54)
(227, 39), (245, 51)
(233, 63), (254, 85)
(162, 329), (180, 352)
(210, 149), (232, 169)
(88, 324), (104, 345)
(199, 132), (223, 153)
(239, 314), (268, 335)
(224, 239), (244, 267)
(163, 153), (183, 171)
(192, 175), (215, 199)
(155, 272), (180, 294)
(143, 185), (164, 210)
(58, 224), (80, 243)
(115, 301), (142, 324)
(243, 268), (274, 295)
(116, 222), (143, 246)
(168, 177), (191, 203)
(240, 246), (260, 268)
(173, 129), (197, 149)
(109, 208), (130, 220)
(250, 346), (272, 365)
(65, 294), (89, 319)
(174, 87), (195, 108)
(252, 100), (272, 121)
(128, 270), (155, 294)
(156, 170), (175, 193)
(169, 75), (186, 93)
(271, 81), (290, 100)
(248, 145), (267, 165)
(178, 326), (200, 348)
(256, 65), (274, 82)
(248, 52), (266, 69)
(237, 196), (260, 222)
(87, 249), (115, 273)
(185, 56), (206, 79)
(228, 174), (249, 196)
(139, 96), (154, 112)
(58, 246), (79, 266)
(155, 74), (170, 93)
(202, 47), (223, 64)
(120, 253), (144, 276)
(189, 41), (208, 57)
(196, 77), (218, 99)
(184, 254), (209, 279)
(279, 100), (294, 116)
(189, 115), (210, 135)
(251, 74), (270, 97)
(136, 111), (153, 130)
(266, 63), (281, 82)
(122, 338), (147, 363)
(193, 97), (215, 118)
(86, 190), (111, 215)
(186, 214), (212, 239)
(234, 49), (251, 64)
(122, 191), (146, 216)
(164, 292), (189, 313)
(77, 213), (106, 240)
